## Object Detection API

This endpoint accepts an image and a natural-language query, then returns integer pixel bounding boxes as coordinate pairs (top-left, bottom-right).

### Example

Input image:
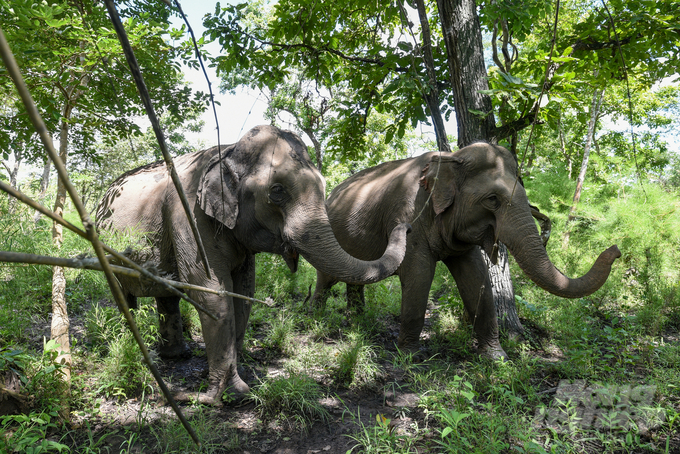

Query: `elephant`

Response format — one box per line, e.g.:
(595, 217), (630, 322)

(311, 142), (621, 359)
(96, 125), (411, 405)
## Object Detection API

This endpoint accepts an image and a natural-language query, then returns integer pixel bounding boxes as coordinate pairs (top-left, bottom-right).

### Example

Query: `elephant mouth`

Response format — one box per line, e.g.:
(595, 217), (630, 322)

(282, 244), (299, 273)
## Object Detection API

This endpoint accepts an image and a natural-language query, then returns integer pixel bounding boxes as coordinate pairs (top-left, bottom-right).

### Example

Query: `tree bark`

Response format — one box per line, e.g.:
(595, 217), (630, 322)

(51, 111), (71, 386)
(436, 0), (496, 148)
(563, 84), (605, 247)
(482, 243), (524, 338)
(5, 145), (22, 214)
(303, 127), (324, 171)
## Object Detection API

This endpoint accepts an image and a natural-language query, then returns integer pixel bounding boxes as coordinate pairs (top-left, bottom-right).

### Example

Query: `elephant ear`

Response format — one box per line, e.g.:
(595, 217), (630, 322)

(198, 146), (240, 229)
(419, 154), (464, 215)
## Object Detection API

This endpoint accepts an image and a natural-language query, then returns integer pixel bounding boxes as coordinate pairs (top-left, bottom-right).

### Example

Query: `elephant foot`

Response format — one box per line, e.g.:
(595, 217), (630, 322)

(172, 375), (249, 407)
(158, 341), (191, 360)
(477, 343), (508, 361)
(173, 390), (223, 406)
(225, 374), (250, 398)
(396, 340), (430, 362)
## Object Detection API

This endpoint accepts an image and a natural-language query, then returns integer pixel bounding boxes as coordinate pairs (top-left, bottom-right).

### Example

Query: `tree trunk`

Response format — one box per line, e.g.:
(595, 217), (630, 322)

(436, 0), (496, 148)
(51, 113), (71, 387)
(482, 243), (524, 338)
(558, 114), (572, 179)
(5, 145), (22, 214)
(437, 0), (523, 335)
(303, 127), (323, 171)
(563, 85), (605, 247)
(33, 156), (52, 225)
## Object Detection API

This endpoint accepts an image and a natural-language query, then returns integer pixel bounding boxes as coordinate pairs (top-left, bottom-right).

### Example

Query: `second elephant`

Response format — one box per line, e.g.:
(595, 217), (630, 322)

(312, 142), (621, 358)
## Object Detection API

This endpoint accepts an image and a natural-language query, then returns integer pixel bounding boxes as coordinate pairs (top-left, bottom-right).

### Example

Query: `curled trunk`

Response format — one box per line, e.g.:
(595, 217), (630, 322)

(287, 209), (410, 285)
(500, 202), (620, 298)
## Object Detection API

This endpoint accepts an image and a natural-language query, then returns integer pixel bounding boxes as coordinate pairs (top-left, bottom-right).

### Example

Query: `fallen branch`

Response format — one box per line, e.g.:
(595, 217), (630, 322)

(0, 383), (28, 402)
(0, 251), (275, 308)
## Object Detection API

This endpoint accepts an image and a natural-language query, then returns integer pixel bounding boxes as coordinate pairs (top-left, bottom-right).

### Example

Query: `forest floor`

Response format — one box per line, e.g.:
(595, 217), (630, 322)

(24, 297), (676, 454)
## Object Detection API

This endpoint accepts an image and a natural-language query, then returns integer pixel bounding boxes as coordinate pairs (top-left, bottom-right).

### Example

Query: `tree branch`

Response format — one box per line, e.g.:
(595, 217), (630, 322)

(242, 29), (410, 72)
(0, 160), (11, 177)
(0, 250), (275, 307)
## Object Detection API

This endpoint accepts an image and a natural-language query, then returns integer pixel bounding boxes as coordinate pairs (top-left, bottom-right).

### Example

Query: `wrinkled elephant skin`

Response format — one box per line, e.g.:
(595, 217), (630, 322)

(312, 143), (620, 359)
(96, 125), (410, 405)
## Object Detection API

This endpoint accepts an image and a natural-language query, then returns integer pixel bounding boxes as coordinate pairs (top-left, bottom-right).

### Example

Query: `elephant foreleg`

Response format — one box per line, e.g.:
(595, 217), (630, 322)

(156, 296), (189, 359)
(187, 286), (249, 405)
(233, 253), (255, 352)
(444, 248), (507, 360)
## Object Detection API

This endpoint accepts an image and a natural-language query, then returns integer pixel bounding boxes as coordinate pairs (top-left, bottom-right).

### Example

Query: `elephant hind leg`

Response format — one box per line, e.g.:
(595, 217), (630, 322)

(156, 296), (190, 359)
(125, 293), (138, 310)
(346, 284), (365, 313)
(310, 270), (338, 311)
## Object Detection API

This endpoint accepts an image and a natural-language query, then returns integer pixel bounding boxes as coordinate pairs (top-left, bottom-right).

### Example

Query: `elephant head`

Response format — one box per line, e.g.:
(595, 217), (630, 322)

(420, 142), (620, 298)
(198, 125), (410, 284)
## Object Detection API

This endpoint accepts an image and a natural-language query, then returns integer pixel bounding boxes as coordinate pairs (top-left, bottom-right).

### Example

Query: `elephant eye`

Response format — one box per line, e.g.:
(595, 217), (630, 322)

(487, 195), (501, 209)
(268, 184), (287, 204)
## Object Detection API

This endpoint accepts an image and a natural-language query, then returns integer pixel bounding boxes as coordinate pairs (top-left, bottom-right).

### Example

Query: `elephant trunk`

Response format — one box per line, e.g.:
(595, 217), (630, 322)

(500, 201), (620, 298)
(285, 206), (410, 285)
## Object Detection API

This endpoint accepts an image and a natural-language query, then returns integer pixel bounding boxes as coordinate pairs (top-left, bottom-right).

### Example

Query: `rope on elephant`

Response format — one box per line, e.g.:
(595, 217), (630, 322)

(411, 150), (442, 225)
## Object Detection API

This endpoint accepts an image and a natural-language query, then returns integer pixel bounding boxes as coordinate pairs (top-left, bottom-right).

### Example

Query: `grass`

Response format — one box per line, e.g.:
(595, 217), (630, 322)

(333, 331), (383, 389)
(150, 405), (240, 453)
(249, 374), (330, 431)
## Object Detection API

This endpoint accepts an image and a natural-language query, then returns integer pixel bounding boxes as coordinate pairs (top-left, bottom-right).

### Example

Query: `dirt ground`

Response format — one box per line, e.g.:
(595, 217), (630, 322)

(7, 303), (680, 453)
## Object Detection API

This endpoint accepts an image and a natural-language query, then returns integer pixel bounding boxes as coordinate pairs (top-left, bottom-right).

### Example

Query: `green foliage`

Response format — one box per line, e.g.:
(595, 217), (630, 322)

(264, 310), (297, 355)
(150, 405), (240, 453)
(346, 412), (418, 454)
(0, 0), (207, 164)
(87, 303), (160, 399)
(333, 331), (382, 389)
(249, 374), (330, 431)
(204, 0), (439, 162)
(1, 407), (69, 454)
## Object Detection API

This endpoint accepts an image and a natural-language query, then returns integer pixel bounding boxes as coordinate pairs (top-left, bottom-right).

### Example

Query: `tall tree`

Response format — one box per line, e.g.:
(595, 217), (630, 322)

(563, 83), (605, 247)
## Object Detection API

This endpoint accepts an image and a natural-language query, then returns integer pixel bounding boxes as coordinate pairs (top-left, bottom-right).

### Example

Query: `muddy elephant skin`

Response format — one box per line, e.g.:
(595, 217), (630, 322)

(312, 142), (621, 358)
(96, 125), (410, 405)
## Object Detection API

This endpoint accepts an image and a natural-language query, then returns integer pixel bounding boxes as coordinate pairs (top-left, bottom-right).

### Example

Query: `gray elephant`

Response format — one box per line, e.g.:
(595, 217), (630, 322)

(96, 125), (410, 405)
(312, 142), (621, 358)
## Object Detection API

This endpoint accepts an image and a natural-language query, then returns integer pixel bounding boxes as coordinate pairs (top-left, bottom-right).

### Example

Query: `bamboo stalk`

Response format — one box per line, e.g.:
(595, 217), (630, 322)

(0, 26), (200, 446)
(0, 251), (274, 307)
(104, 0), (211, 280)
